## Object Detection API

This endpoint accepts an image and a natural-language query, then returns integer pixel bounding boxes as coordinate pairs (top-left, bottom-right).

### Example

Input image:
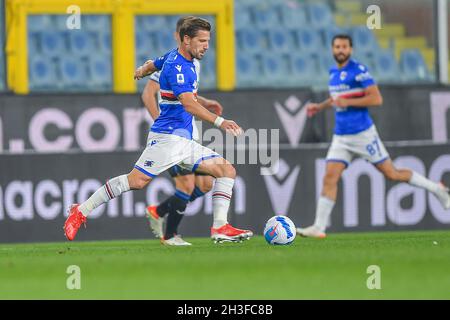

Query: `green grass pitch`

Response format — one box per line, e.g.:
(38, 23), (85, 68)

(1, 231), (450, 299)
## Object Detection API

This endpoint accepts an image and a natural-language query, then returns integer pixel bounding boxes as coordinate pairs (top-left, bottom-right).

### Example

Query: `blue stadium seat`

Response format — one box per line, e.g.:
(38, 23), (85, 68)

(52, 15), (70, 31)
(28, 32), (41, 54)
(234, 10), (253, 30)
(350, 26), (378, 54)
(261, 54), (291, 87)
(59, 56), (88, 88)
(236, 29), (267, 53)
(252, 5), (280, 30)
(97, 31), (112, 53)
(136, 31), (154, 56)
(28, 15), (53, 32)
(307, 3), (334, 29)
(352, 52), (374, 70)
(88, 54), (112, 89)
(236, 54), (262, 87)
(279, 2), (308, 28)
(69, 31), (95, 56)
(200, 55), (216, 90)
(83, 15), (110, 32)
(267, 28), (295, 52)
(40, 31), (67, 57)
(318, 52), (336, 74)
(295, 29), (323, 55)
(372, 50), (400, 83)
(400, 49), (431, 82)
(140, 16), (166, 32)
(155, 30), (176, 53)
(289, 53), (319, 87)
(29, 56), (58, 89)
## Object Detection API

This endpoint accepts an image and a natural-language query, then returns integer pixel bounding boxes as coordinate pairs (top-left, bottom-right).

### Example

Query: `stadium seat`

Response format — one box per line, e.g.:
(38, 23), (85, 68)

(267, 28), (295, 53)
(28, 32), (41, 54)
(236, 29), (267, 53)
(136, 31), (154, 56)
(29, 56), (58, 89)
(289, 53), (319, 87)
(83, 15), (111, 32)
(234, 10), (253, 30)
(350, 26), (378, 54)
(261, 55), (291, 87)
(295, 29), (323, 55)
(252, 5), (281, 30)
(28, 15), (53, 32)
(372, 50), (400, 83)
(88, 54), (112, 89)
(352, 52), (374, 70)
(40, 31), (67, 57)
(69, 31), (95, 56)
(97, 31), (112, 53)
(52, 15), (70, 31)
(306, 2), (334, 29)
(155, 30), (176, 54)
(59, 56), (88, 88)
(400, 49), (431, 82)
(139, 16), (166, 32)
(318, 52), (336, 74)
(236, 54), (263, 87)
(200, 55), (216, 90)
(279, 2), (308, 28)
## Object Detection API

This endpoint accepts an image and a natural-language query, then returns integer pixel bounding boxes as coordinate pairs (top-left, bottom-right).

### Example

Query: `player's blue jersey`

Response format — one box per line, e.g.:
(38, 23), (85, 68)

(150, 50), (198, 140)
(328, 59), (376, 135)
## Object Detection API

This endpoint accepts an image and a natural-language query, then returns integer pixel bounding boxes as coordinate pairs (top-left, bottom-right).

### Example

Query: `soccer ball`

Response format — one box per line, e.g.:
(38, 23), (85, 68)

(264, 215), (296, 245)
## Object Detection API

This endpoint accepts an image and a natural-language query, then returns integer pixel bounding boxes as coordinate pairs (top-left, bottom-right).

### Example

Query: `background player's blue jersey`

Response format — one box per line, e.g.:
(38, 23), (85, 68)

(328, 59), (376, 135)
(150, 50), (198, 140)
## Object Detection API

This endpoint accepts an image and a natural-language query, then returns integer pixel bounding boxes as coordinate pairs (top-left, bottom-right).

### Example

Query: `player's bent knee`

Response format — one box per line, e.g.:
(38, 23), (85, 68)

(222, 164), (236, 179)
(175, 176), (195, 194)
(128, 171), (152, 190)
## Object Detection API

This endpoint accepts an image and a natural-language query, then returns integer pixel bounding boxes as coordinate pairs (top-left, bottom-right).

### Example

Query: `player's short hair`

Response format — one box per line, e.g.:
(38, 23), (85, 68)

(179, 17), (211, 41)
(332, 34), (353, 47)
(176, 16), (196, 32)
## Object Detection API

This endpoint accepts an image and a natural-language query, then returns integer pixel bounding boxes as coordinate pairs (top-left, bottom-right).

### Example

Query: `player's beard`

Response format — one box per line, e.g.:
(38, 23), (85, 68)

(333, 53), (350, 64)
(190, 48), (206, 60)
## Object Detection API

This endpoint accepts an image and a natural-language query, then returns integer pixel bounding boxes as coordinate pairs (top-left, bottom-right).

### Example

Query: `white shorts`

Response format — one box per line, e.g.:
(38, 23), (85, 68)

(134, 132), (220, 178)
(326, 125), (390, 167)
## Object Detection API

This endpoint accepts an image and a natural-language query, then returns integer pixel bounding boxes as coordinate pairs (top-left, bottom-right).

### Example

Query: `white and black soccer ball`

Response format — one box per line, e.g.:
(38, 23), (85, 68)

(264, 215), (296, 245)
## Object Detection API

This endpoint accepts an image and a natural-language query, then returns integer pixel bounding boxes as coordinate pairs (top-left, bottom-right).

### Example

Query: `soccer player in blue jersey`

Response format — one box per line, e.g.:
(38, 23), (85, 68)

(297, 34), (450, 238)
(140, 16), (224, 246)
(64, 17), (253, 243)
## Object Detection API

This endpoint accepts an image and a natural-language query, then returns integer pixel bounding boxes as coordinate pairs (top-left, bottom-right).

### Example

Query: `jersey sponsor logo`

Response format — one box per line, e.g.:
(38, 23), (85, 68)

(176, 74), (185, 84)
(355, 72), (372, 82)
(175, 65), (182, 72)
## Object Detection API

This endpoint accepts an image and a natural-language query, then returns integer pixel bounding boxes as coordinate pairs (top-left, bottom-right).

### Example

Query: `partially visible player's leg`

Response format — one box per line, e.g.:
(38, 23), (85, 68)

(376, 159), (450, 209)
(64, 168), (152, 241)
(193, 156), (253, 242)
(297, 161), (346, 238)
(191, 174), (214, 202)
(297, 134), (352, 238)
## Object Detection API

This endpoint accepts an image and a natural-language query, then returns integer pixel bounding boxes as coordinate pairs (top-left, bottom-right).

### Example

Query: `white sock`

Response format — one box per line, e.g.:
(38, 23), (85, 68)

(79, 175), (130, 217)
(409, 171), (440, 194)
(313, 196), (335, 232)
(212, 177), (234, 228)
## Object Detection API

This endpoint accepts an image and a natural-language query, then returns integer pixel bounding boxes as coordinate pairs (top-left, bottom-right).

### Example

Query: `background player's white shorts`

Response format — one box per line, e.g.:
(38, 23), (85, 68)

(134, 132), (220, 178)
(326, 125), (390, 167)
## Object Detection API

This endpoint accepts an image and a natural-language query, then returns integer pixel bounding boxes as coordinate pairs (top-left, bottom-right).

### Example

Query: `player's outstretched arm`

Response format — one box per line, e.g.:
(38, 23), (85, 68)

(141, 80), (161, 121)
(197, 95), (223, 116)
(134, 60), (158, 80)
(333, 85), (383, 108)
(179, 93), (242, 136)
(306, 98), (333, 117)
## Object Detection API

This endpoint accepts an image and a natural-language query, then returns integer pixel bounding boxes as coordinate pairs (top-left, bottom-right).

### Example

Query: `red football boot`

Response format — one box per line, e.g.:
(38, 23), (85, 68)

(211, 223), (253, 243)
(64, 204), (87, 241)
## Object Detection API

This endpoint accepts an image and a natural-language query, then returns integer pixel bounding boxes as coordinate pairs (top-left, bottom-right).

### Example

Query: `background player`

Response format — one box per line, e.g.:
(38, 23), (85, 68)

(297, 34), (450, 239)
(141, 16), (224, 246)
(65, 17), (253, 243)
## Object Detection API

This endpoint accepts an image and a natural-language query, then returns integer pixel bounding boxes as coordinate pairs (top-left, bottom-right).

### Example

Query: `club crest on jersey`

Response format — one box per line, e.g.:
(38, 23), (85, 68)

(144, 160), (155, 167)
(150, 140), (157, 146)
(175, 65), (182, 72)
(177, 73), (185, 84)
(340, 71), (347, 81)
